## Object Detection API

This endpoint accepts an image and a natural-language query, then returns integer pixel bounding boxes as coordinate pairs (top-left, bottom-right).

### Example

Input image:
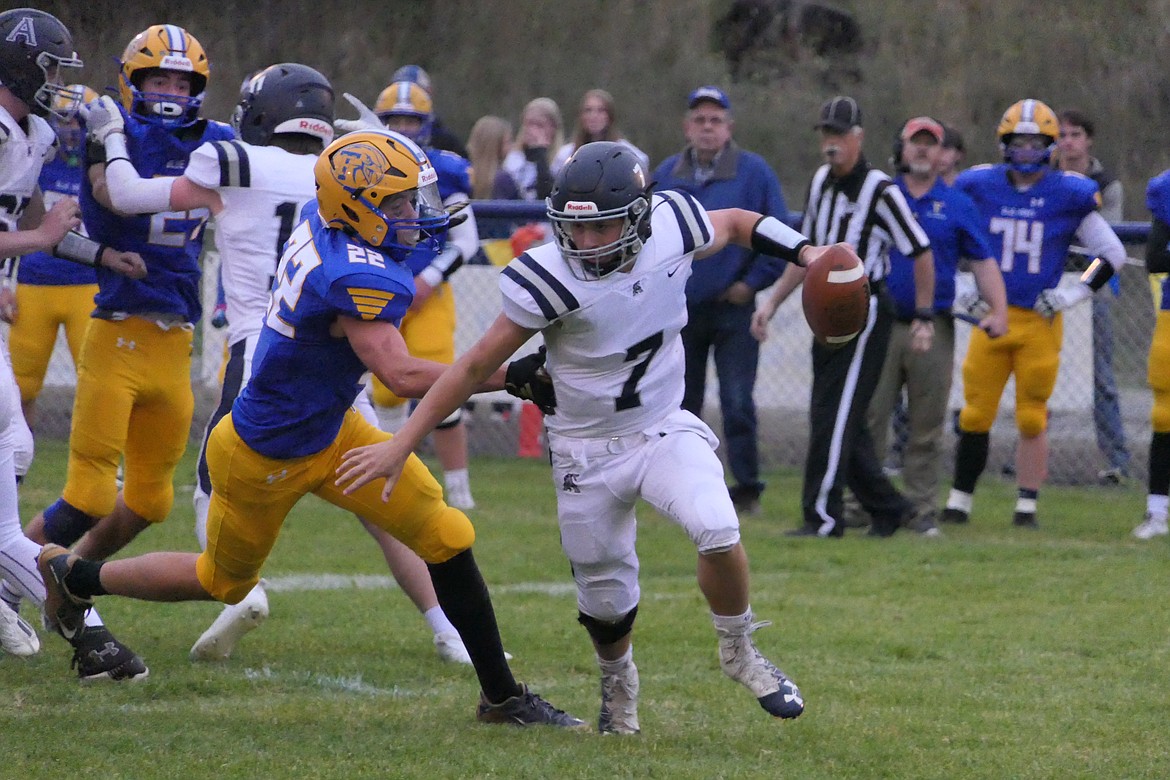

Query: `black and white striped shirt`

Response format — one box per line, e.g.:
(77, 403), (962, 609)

(801, 158), (930, 282)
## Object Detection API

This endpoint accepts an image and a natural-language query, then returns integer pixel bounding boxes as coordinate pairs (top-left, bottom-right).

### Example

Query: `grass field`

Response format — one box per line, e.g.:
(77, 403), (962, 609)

(3, 439), (1165, 779)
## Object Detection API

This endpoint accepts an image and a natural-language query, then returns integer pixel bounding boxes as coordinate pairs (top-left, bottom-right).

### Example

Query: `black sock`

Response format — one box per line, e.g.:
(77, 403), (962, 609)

(427, 549), (521, 704)
(1151, 432), (1170, 496)
(953, 431), (990, 493)
(62, 557), (107, 599)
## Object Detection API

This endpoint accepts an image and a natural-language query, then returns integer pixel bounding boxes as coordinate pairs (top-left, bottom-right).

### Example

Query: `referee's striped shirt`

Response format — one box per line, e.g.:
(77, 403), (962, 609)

(801, 158), (930, 282)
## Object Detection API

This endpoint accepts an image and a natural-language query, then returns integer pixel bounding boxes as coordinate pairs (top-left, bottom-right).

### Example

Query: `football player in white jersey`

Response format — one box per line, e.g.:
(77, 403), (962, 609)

(337, 141), (826, 733)
(0, 7), (147, 678)
(88, 62), (474, 665)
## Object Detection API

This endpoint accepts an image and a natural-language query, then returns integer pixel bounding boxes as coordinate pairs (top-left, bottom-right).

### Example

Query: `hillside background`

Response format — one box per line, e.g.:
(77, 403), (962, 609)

(53, 0), (1170, 218)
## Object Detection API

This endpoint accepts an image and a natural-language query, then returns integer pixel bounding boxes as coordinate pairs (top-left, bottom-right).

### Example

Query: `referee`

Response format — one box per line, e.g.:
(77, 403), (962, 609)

(750, 96), (936, 537)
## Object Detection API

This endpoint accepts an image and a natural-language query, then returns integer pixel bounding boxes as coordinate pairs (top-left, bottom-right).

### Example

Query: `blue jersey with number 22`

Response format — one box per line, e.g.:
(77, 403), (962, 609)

(231, 208), (414, 459)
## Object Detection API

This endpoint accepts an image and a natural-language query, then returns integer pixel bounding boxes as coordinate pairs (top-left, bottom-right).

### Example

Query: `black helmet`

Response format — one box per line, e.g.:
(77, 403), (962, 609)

(234, 63), (334, 147)
(0, 8), (82, 118)
(546, 141), (652, 280)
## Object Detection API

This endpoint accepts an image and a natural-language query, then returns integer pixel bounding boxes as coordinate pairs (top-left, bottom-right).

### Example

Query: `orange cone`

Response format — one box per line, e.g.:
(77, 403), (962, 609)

(517, 402), (545, 458)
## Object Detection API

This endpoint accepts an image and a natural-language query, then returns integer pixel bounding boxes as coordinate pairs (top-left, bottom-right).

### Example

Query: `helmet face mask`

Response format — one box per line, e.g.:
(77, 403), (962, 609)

(546, 141), (652, 281)
(314, 129), (449, 260)
(50, 84), (97, 147)
(234, 63), (334, 147)
(997, 98), (1058, 175)
(118, 24), (210, 128)
(0, 9), (83, 119)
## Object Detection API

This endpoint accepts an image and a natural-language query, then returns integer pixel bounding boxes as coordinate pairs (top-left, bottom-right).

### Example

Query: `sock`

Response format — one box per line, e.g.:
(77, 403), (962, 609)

(946, 489), (973, 513)
(424, 605), (458, 637)
(712, 606), (753, 638)
(427, 549), (521, 704)
(444, 468), (470, 491)
(1015, 488), (1038, 515)
(598, 645), (633, 676)
(952, 431), (990, 493)
(1147, 494), (1169, 520)
(1150, 432), (1170, 497)
(62, 557), (107, 599)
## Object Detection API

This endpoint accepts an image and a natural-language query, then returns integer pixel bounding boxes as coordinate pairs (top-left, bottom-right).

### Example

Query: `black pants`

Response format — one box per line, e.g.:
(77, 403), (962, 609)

(800, 290), (912, 534)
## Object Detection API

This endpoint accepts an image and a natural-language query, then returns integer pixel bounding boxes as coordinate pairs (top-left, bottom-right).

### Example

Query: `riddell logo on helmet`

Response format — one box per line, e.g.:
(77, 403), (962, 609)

(159, 55), (194, 72)
(564, 201), (599, 214)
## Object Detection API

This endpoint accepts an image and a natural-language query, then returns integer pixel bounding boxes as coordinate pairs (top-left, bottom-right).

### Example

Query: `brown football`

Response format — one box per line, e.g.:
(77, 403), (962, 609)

(801, 243), (870, 348)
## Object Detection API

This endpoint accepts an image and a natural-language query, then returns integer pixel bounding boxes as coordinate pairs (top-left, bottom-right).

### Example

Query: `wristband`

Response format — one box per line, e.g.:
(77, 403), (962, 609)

(913, 308), (935, 323)
(750, 215), (810, 265)
(53, 231), (106, 267)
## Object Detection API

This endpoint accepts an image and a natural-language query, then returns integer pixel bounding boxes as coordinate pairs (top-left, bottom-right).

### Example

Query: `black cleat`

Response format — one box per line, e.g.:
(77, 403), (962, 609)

(71, 625), (149, 682)
(37, 544), (93, 640)
(1012, 511), (1039, 529)
(940, 507), (970, 524)
(476, 684), (588, 729)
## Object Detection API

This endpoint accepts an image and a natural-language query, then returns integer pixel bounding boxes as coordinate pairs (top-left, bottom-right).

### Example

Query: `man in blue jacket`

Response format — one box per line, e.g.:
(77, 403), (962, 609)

(653, 87), (789, 515)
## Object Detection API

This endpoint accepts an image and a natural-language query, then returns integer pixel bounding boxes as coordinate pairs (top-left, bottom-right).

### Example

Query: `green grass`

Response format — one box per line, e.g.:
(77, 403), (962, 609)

(4, 440), (1165, 779)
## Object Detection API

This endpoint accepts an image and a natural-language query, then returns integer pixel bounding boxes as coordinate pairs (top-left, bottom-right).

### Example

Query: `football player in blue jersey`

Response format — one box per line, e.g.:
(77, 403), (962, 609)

(366, 79), (479, 510)
(1133, 173), (1170, 539)
(0, 7), (146, 678)
(940, 99), (1126, 528)
(37, 129), (586, 728)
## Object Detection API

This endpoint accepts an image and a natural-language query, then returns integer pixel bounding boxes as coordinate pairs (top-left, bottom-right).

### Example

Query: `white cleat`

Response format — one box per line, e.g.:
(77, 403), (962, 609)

(445, 484), (476, 511)
(1133, 513), (1169, 540)
(190, 580), (269, 662)
(434, 631), (473, 665)
(0, 600), (39, 657)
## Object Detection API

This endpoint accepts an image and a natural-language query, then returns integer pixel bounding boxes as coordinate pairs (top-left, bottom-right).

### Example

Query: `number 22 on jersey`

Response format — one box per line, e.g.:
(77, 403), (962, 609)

(265, 220), (322, 338)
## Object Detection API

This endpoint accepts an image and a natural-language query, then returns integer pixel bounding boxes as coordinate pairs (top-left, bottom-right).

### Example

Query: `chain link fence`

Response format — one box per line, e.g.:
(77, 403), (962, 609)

(19, 207), (1155, 486)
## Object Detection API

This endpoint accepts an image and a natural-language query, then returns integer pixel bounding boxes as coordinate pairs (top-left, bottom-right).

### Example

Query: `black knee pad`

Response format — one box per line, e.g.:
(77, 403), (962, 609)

(578, 605), (639, 646)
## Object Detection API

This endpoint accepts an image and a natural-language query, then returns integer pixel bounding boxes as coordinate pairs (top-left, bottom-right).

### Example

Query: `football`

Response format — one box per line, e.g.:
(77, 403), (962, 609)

(801, 243), (870, 348)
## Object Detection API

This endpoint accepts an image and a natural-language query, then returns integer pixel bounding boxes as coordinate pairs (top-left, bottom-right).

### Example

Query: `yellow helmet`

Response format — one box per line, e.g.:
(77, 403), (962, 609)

(314, 129), (448, 257)
(997, 98), (1058, 173)
(374, 81), (433, 146)
(50, 83), (98, 120)
(118, 24), (210, 127)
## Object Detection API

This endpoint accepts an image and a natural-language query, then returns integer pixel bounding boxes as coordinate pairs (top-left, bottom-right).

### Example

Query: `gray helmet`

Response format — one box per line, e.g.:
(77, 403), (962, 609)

(546, 141), (653, 280)
(235, 62), (334, 147)
(0, 8), (82, 118)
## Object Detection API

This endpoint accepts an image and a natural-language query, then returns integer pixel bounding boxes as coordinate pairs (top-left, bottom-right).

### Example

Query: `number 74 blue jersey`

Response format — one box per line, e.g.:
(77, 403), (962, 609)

(955, 164), (1099, 309)
(231, 209), (414, 459)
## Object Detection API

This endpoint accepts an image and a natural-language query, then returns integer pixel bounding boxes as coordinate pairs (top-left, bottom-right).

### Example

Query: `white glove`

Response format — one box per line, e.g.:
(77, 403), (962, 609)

(1033, 284), (1091, 318)
(83, 95), (125, 144)
(333, 92), (384, 134)
(952, 290), (991, 322)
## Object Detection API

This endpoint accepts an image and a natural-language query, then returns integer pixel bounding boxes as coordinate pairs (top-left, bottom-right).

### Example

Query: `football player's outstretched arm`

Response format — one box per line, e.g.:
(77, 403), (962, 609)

(0, 195), (77, 257)
(337, 313), (537, 500)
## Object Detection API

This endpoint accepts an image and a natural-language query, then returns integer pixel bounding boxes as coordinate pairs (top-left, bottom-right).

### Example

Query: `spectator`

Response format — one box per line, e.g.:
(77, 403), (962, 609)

(467, 115), (520, 201)
(653, 86), (788, 515)
(938, 123), (966, 186)
(1135, 171), (1170, 539)
(552, 88), (648, 173)
(1056, 108), (1132, 484)
(940, 99), (1126, 529)
(391, 64), (466, 157)
(502, 97), (562, 202)
(867, 116), (1006, 527)
(752, 96), (937, 537)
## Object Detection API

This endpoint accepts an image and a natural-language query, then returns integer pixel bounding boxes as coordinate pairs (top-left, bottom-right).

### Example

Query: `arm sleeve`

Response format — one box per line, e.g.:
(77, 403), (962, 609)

(102, 158), (175, 215)
(1073, 210), (1126, 272)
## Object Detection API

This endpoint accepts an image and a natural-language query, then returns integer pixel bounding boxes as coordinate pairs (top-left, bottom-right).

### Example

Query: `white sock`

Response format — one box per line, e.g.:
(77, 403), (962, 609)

(946, 489), (973, 513)
(424, 606), (457, 637)
(598, 645), (633, 675)
(712, 606), (753, 637)
(444, 468), (470, 491)
(1147, 494), (1169, 520)
(1015, 497), (1037, 514)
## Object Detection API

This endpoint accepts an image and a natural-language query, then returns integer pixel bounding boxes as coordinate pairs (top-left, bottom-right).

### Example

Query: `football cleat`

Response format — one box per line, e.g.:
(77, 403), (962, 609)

(940, 507), (970, 524)
(718, 621), (804, 719)
(1012, 511), (1040, 529)
(71, 625), (148, 682)
(1133, 513), (1168, 540)
(445, 484), (476, 511)
(37, 543), (93, 640)
(433, 631), (473, 665)
(598, 661), (640, 735)
(476, 684), (588, 729)
(190, 580), (269, 662)
(0, 600), (39, 657)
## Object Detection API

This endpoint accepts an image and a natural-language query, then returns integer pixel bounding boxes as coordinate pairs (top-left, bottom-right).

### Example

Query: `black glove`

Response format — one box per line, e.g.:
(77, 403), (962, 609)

(505, 346), (556, 414)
